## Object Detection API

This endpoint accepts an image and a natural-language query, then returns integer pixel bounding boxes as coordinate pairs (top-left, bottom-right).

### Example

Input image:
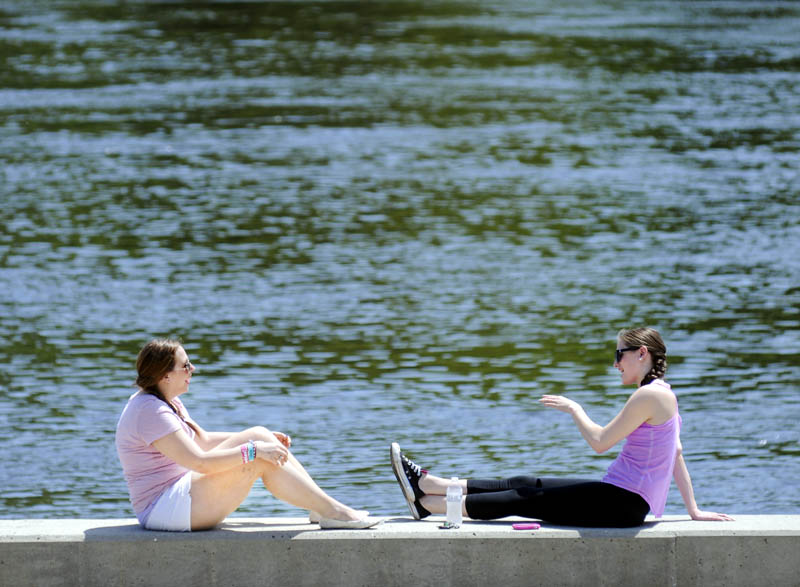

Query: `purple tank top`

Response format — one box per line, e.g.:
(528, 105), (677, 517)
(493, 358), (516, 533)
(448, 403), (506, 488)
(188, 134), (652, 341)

(602, 380), (680, 517)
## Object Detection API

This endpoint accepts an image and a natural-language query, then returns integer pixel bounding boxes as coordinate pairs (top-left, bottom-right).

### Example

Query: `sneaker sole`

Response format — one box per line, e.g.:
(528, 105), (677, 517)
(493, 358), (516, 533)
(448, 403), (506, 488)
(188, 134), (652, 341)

(390, 442), (421, 520)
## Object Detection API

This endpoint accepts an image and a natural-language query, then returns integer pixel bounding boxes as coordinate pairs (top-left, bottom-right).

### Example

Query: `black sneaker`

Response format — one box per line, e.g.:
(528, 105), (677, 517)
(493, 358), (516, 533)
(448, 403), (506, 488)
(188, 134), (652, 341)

(390, 442), (431, 520)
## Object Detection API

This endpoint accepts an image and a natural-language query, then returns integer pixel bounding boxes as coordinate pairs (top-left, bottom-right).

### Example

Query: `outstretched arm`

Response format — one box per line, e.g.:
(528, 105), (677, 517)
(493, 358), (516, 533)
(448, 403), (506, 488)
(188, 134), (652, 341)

(673, 441), (734, 521)
(539, 390), (653, 454)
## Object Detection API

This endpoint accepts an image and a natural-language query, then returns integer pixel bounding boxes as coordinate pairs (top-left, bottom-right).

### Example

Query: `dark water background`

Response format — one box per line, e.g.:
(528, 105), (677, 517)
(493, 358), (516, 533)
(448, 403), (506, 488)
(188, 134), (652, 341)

(1, 0), (799, 519)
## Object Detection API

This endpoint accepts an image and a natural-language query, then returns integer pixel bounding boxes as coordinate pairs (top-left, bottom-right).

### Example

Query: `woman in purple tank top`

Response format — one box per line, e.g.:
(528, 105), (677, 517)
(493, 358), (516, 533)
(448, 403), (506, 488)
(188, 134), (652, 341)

(390, 327), (733, 527)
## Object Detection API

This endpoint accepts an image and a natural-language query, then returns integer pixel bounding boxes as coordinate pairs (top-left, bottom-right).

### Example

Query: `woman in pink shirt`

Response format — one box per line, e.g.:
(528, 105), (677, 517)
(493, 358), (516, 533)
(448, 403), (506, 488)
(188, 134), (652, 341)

(391, 327), (733, 527)
(116, 338), (381, 531)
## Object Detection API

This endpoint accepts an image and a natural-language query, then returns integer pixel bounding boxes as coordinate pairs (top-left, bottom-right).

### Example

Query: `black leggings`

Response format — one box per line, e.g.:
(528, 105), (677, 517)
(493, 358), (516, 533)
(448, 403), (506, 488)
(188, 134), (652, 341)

(464, 476), (650, 528)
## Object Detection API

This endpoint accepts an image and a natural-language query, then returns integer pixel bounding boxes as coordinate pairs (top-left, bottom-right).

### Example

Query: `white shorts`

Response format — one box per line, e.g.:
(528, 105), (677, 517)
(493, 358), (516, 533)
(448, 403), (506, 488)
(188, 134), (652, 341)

(144, 472), (192, 532)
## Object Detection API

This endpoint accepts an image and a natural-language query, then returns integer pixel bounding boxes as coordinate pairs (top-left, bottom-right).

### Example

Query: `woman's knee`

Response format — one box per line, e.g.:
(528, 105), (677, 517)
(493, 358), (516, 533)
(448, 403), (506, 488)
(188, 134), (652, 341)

(507, 476), (541, 489)
(244, 426), (276, 441)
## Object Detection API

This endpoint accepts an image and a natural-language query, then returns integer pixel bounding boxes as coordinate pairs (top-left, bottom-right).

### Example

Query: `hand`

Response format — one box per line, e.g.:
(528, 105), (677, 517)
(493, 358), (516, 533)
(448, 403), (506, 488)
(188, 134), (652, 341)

(274, 431), (292, 448)
(690, 509), (735, 521)
(255, 440), (290, 466)
(539, 394), (580, 415)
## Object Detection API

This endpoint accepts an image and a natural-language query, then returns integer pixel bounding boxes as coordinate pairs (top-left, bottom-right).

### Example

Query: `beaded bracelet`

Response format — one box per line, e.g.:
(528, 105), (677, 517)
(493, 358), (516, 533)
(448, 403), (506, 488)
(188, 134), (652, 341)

(240, 441), (258, 464)
(247, 440), (256, 462)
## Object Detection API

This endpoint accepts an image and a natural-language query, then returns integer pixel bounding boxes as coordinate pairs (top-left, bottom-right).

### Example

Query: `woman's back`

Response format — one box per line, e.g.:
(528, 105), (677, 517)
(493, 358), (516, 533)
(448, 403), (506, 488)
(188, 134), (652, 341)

(603, 379), (680, 517)
(116, 392), (192, 521)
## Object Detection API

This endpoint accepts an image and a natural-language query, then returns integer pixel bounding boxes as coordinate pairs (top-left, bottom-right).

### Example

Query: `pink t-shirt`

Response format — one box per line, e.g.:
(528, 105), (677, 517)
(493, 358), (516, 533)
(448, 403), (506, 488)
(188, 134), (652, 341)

(602, 379), (681, 517)
(115, 392), (195, 524)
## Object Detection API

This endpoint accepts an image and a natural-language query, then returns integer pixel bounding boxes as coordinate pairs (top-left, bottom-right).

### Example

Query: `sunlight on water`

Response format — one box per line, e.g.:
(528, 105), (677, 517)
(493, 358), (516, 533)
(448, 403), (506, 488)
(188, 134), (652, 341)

(0, 0), (799, 518)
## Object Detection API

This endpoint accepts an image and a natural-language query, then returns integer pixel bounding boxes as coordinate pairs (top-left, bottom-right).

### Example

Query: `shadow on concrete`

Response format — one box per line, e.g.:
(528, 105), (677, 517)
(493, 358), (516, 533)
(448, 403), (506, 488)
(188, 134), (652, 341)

(80, 516), (668, 541)
(443, 517), (660, 538)
(82, 519), (318, 541)
(382, 516), (426, 524)
(571, 521), (656, 538)
(214, 519), (314, 538)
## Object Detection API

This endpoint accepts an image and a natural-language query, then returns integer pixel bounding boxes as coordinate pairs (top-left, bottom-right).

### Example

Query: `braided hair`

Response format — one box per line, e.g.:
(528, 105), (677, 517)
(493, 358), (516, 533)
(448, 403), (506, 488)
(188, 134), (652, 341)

(617, 327), (667, 386)
(135, 338), (197, 432)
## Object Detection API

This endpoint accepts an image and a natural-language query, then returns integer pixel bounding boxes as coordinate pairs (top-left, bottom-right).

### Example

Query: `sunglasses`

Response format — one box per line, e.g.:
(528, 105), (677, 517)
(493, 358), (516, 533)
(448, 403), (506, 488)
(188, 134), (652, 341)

(615, 347), (639, 362)
(173, 360), (194, 373)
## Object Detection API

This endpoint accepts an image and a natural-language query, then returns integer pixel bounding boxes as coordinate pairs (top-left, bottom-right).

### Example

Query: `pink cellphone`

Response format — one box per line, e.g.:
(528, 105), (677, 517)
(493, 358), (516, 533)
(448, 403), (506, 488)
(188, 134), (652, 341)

(512, 523), (541, 530)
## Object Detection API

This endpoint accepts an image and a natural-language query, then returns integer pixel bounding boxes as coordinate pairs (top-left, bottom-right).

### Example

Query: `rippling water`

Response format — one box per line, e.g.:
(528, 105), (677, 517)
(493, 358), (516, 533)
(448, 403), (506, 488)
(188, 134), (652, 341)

(1, 0), (799, 519)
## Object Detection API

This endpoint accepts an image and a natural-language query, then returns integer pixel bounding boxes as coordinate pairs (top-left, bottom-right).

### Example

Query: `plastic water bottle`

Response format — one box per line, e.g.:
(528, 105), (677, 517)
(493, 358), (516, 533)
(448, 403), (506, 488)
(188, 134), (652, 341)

(446, 477), (463, 528)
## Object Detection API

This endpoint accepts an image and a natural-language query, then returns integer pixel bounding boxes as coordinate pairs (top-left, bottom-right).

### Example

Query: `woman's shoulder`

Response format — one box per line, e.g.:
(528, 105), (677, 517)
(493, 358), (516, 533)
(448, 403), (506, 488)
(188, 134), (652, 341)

(127, 391), (155, 405)
(117, 392), (151, 436)
(637, 378), (672, 395)
(634, 380), (677, 423)
(125, 391), (172, 414)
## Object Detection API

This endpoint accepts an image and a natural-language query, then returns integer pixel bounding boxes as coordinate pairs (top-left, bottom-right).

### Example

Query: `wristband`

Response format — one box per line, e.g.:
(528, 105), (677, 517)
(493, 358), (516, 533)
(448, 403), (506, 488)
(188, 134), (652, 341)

(247, 440), (256, 462)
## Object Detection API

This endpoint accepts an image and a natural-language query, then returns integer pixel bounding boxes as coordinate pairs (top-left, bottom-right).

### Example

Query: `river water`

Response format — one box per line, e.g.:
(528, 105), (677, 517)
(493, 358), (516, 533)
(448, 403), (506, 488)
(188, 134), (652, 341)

(1, 0), (798, 519)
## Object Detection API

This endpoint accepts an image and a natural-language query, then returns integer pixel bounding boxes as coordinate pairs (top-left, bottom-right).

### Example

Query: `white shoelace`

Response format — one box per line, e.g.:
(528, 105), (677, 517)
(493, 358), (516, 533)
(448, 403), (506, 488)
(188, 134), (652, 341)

(404, 456), (422, 478)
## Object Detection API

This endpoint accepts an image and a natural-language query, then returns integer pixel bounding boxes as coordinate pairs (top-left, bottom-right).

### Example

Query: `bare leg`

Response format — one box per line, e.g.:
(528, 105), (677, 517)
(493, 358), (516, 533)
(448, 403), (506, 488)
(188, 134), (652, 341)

(417, 469), (469, 517)
(189, 427), (361, 530)
(418, 471), (468, 495)
(420, 495), (468, 517)
(213, 426), (337, 494)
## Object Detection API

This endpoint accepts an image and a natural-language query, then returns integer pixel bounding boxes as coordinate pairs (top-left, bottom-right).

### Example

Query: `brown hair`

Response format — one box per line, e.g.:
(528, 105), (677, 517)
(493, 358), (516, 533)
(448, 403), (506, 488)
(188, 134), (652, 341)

(617, 327), (667, 386)
(135, 338), (196, 431)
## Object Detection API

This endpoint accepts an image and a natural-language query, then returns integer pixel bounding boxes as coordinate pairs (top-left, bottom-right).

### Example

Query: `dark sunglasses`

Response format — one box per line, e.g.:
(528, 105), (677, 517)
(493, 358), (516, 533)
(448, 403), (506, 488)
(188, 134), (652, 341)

(615, 347), (639, 362)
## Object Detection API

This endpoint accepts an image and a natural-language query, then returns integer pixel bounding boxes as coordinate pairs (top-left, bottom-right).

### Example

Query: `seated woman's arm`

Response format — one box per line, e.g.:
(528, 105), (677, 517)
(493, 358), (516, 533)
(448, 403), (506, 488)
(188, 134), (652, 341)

(153, 428), (287, 474)
(185, 416), (292, 452)
(673, 440), (734, 521)
(183, 417), (235, 451)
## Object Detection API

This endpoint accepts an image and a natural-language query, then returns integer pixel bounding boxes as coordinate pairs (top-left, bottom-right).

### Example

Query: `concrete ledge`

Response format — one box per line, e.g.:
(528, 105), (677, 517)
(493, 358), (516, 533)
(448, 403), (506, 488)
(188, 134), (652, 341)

(2, 515), (799, 586)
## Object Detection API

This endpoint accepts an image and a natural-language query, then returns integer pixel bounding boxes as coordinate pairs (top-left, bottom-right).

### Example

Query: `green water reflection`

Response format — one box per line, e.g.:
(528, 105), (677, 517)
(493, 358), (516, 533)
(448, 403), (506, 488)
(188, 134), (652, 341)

(1, 0), (799, 519)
